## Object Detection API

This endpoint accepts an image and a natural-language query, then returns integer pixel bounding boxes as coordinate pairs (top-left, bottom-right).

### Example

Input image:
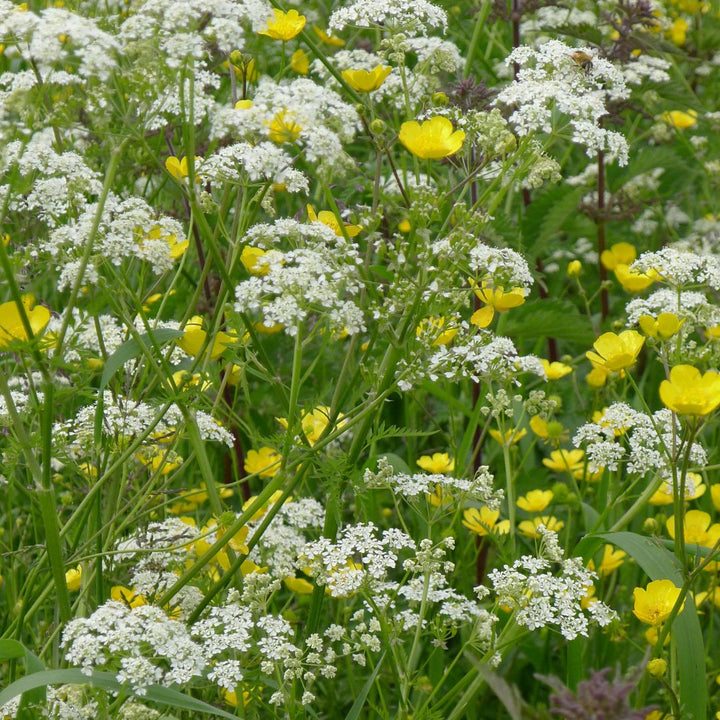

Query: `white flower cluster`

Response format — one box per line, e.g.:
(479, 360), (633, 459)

(633, 247), (720, 290)
(5, 131), (103, 227)
(45, 310), (128, 364)
(329, 0), (447, 37)
(362, 455), (501, 508)
(35, 192), (187, 290)
(299, 522), (416, 597)
(212, 77), (360, 172)
(495, 40), (630, 164)
(488, 538), (617, 640)
(117, 0), (272, 65)
(62, 601), (206, 694)
(234, 219), (365, 336)
(398, 330), (545, 391)
(619, 54), (671, 86)
(200, 141), (308, 193)
(573, 403), (707, 477)
(53, 391), (233, 462)
(0, 3), (119, 80)
(625, 288), (720, 336)
(246, 498), (325, 579)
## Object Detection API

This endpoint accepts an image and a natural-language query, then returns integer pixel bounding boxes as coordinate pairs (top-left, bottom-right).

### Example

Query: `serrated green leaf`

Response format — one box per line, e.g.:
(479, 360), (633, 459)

(597, 532), (706, 720)
(521, 186), (585, 255)
(100, 329), (184, 389)
(501, 299), (594, 347)
(0, 669), (238, 719)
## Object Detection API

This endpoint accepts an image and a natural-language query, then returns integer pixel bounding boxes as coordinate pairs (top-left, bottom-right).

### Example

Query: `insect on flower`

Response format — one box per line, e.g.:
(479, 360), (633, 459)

(569, 51), (593, 71)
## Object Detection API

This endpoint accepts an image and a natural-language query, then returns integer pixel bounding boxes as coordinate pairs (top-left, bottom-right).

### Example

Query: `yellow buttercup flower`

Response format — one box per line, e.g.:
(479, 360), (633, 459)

(177, 316), (238, 360)
(659, 365), (720, 416)
(529, 415), (569, 443)
(517, 489), (553, 513)
(135, 445), (183, 475)
(223, 689), (252, 707)
(277, 406), (345, 447)
(0, 296), (51, 347)
(341, 65), (392, 93)
(415, 316), (458, 346)
(542, 449), (585, 474)
(586, 330), (645, 372)
(240, 246), (279, 276)
(290, 48), (309, 74)
(613, 263), (657, 292)
(638, 313), (683, 339)
(165, 155), (202, 181)
(595, 544), (626, 576)
(398, 116), (465, 160)
(586, 366), (611, 388)
(711, 484), (720, 512)
(284, 576), (314, 594)
(258, 9), (305, 41)
(470, 280), (526, 328)
(518, 515), (564, 538)
(666, 509), (720, 546)
(244, 447), (281, 478)
(632, 579), (684, 626)
(312, 26), (344, 46)
(667, 17), (689, 45)
(138, 225), (189, 260)
(417, 452), (455, 474)
(540, 359), (573, 380)
(488, 427), (527, 446)
(649, 473), (705, 505)
(600, 242), (636, 270)
(65, 565), (82, 591)
(462, 507), (510, 536)
(663, 109), (697, 128)
(111, 585), (147, 609)
(242, 490), (291, 522)
(267, 110), (302, 144)
(307, 205), (361, 237)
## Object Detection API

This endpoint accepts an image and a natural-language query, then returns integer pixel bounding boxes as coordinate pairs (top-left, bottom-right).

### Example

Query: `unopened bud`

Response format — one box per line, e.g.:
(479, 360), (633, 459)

(647, 658), (667, 677)
(370, 118), (386, 135)
(567, 260), (582, 277)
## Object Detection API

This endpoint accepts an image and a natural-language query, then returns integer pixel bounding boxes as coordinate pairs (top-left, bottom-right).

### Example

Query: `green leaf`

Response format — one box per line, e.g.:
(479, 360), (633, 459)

(100, 329), (184, 389)
(597, 531), (706, 720)
(344, 651), (386, 720)
(501, 299), (595, 347)
(520, 185), (585, 256)
(0, 669), (239, 719)
(0, 639), (45, 705)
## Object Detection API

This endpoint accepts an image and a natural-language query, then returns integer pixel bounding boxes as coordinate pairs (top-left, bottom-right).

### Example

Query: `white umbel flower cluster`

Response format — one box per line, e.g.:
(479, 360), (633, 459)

(200, 141), (308, 193)
(53, 391), (233, 462)
(212, 77), (360, 172)
(488, 530), (617, 640)
(397, 329), (546, 391)
(299, 523), (416, 597)
(0, 2), (119, 80)
(329, 0), (447, 36)
(633, 247), (720, 290)
(495, 40), (630, 164)
(235, 219), (365, 336)
(363, 455), (501, 508)
(573, 403), (707, 477)
(62, 602), (206, 694)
